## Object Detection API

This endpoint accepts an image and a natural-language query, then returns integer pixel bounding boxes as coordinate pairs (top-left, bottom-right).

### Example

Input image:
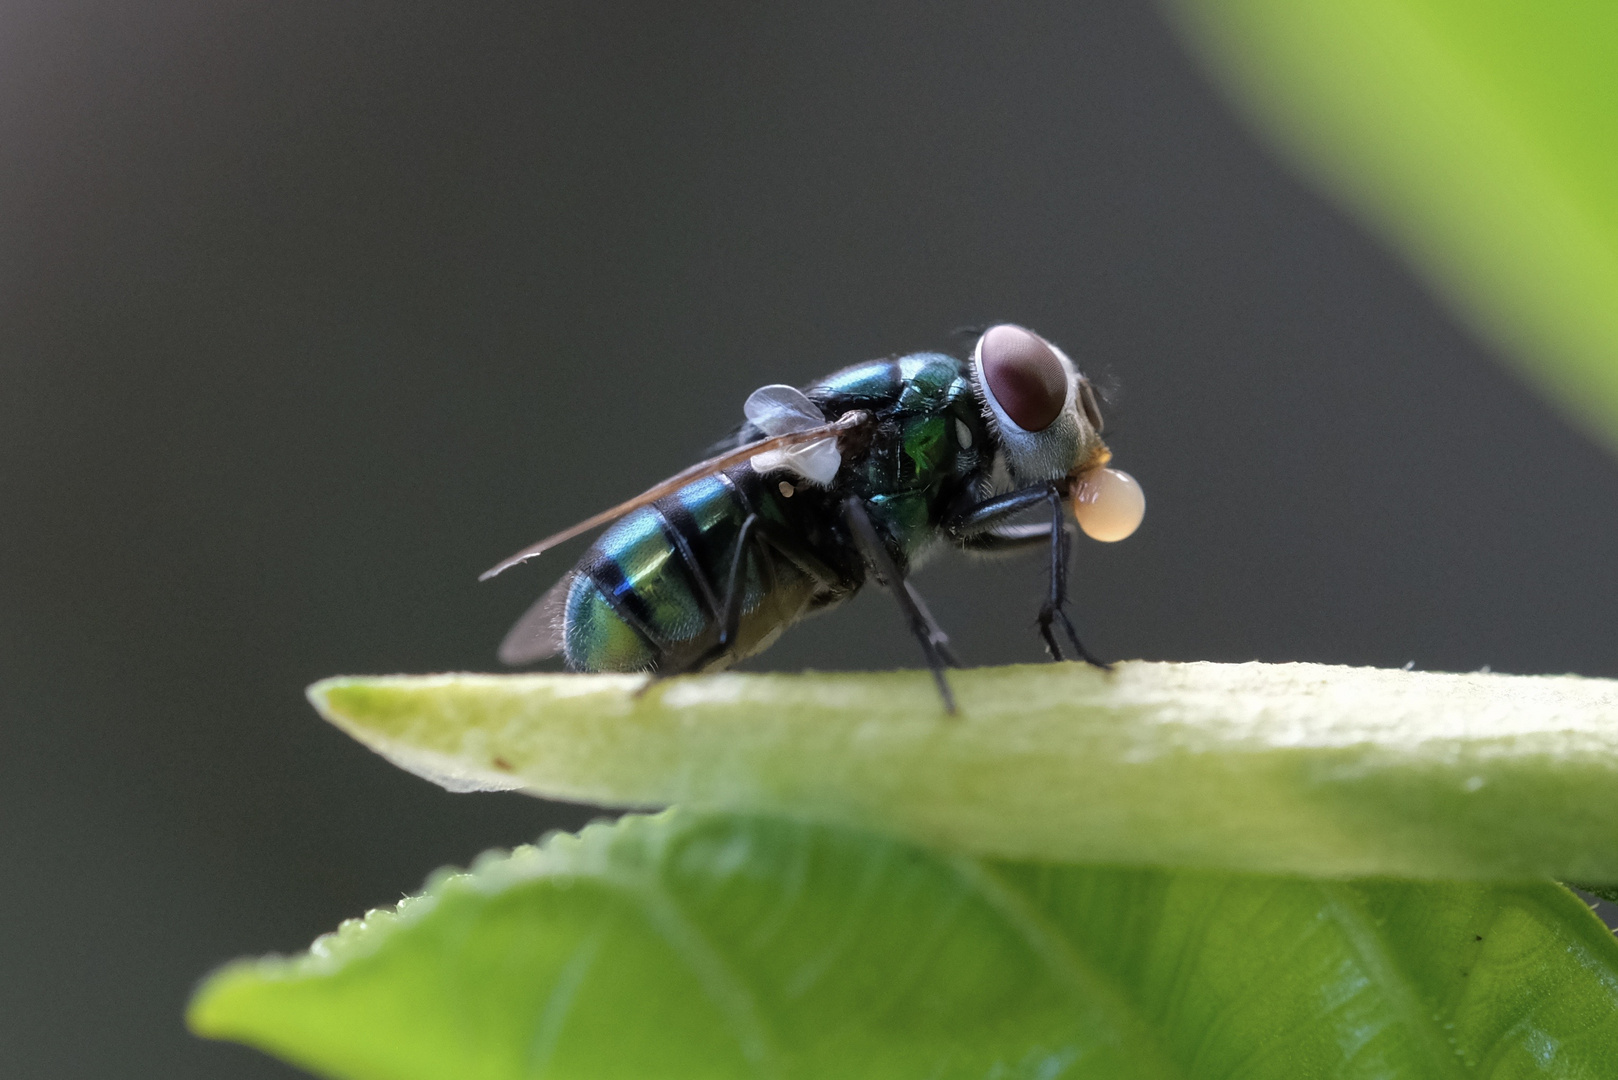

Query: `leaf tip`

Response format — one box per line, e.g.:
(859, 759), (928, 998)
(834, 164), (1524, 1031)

(307, 676), (413, 737)
(305, 676), (361, 724)
(185, 961), (263, 1041)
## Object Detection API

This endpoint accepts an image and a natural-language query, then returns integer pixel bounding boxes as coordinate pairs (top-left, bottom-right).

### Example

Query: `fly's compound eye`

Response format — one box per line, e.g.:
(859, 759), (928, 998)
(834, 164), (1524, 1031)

(1072, 468), (1144, 542)
(1078, 379), (1104, 433)
(978, 324), (1068, 433)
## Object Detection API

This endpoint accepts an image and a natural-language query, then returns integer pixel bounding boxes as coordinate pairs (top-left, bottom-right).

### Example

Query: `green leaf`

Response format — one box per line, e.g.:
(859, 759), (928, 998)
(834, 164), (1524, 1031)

(191, 809), (1618, 1080)
(308, 661), (1618, 882)
(1163, 0), (1618, 449)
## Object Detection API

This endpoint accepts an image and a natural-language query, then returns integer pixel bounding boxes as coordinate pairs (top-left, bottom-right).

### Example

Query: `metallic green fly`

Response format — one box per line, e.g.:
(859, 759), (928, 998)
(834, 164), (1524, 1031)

(483, 324), (1144, 712)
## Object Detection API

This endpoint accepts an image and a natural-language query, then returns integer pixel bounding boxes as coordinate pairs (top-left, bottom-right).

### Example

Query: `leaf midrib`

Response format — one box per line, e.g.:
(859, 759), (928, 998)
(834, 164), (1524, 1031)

(1317, 883), (1467, 1080)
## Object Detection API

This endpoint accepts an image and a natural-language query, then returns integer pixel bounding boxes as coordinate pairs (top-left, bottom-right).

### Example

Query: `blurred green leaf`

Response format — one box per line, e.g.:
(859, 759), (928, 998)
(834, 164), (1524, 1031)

(192, 809), (1618, 1080)
(308, 662), (1618, 882)
(1166, 0), (1618, 449)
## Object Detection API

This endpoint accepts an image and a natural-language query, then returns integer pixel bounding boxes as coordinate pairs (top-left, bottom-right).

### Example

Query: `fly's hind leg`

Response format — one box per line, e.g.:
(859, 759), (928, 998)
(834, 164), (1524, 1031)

(642, 509), (849, 696)
(842, 496), (958, 714)
(634, 513), (762, 697)
(663, 512), (762, 680)
(1036, 485), (1109, 670)
(705, 512), (761, 666)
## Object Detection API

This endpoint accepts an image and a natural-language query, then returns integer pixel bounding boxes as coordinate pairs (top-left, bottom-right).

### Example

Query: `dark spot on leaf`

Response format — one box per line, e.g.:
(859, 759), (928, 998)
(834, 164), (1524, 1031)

(493, 757), (514, 772)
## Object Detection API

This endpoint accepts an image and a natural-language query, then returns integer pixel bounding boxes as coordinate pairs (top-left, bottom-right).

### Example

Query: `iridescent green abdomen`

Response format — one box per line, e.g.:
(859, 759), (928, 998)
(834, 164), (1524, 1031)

(563, 468), (843, 673)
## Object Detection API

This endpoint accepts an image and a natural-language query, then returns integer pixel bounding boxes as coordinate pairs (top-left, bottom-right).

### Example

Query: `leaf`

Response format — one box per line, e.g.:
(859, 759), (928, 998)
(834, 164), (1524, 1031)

(1162, 0), (1618, 450)
(308, 661), (1618, 882)
(190, 809), (1618, 1080)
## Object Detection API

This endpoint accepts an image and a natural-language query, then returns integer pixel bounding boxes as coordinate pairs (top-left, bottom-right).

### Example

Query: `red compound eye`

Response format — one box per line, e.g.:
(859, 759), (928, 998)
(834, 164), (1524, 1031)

(978, 324), (1068, 432)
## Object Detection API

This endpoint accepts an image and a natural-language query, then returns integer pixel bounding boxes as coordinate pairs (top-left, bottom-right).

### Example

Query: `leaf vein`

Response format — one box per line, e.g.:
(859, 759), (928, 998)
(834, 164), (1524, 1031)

(948, 858), (1188, 1080)
(612, 871), (784, 1080)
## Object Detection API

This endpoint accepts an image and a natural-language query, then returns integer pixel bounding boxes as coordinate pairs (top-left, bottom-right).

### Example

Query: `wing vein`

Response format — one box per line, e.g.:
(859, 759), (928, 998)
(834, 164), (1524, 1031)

(480, 414), (867, 581)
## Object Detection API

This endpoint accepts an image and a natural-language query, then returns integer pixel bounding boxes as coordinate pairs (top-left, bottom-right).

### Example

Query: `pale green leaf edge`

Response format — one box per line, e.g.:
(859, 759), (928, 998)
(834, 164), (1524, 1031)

(309, 660), (1618, 882)
(188, 808), (1618, 1080)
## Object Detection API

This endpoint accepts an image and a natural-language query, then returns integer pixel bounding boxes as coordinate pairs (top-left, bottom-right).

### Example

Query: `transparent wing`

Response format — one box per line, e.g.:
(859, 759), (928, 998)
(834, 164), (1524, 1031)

(743, 384), (842, 484)
(744, 384), (824, 434)
(498, 570), (575, 665)
(479, 413), (869, 581)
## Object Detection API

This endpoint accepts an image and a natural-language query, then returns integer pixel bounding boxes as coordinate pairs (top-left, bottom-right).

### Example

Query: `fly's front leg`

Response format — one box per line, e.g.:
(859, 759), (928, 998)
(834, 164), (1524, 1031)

(842, 497), (958, 714)
(945, 483), (1054, 539)
(946, 480), (1108, 669)
(1037, 485), (1109, 669)
(958, 521), (1050, 555)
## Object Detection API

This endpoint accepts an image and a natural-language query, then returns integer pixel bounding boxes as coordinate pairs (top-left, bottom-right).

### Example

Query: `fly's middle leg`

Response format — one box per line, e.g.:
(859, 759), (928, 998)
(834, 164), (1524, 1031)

(902, 580), (962, 668)
(842, 496), (958, 714)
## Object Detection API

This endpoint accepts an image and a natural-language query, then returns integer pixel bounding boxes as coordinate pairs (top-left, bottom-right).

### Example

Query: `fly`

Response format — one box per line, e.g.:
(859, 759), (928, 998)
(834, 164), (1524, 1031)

(482, 324), (1145, 713)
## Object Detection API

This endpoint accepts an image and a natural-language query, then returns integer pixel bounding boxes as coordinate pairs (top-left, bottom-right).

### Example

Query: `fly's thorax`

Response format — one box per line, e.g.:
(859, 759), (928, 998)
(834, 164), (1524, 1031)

(796, 353), (989, 568)
(970, 324), (1107, 486)
(808, 353), (987, 493)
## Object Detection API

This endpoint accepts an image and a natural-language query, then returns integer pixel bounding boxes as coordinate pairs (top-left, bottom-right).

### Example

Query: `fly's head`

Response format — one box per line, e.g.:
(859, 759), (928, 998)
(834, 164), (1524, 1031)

(971, 324), (1142, 542)
(971, 324), (1107, 484)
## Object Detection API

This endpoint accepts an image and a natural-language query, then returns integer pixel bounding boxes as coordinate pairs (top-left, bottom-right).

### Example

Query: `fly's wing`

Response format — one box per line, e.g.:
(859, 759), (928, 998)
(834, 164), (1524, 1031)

(497, 570), (575, 665)
(479, 413), (868, 581)
(744, 384), (824, 433)
(744, 384), (842, 484)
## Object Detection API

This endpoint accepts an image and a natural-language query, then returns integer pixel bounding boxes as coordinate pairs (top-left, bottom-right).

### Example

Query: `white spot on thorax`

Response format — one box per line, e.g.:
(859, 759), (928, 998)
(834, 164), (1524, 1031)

(778, 480), (795, 497)
(955, 418), (973, 449)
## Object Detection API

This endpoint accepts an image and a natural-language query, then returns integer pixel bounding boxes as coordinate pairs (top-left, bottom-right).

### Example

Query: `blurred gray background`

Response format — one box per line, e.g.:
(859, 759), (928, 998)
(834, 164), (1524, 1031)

(4, 1), (1618, 1076)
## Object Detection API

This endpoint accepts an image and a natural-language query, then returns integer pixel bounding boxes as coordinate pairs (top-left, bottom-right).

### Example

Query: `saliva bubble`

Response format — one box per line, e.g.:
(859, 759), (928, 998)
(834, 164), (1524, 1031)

(1072, 468), (1145, 542)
